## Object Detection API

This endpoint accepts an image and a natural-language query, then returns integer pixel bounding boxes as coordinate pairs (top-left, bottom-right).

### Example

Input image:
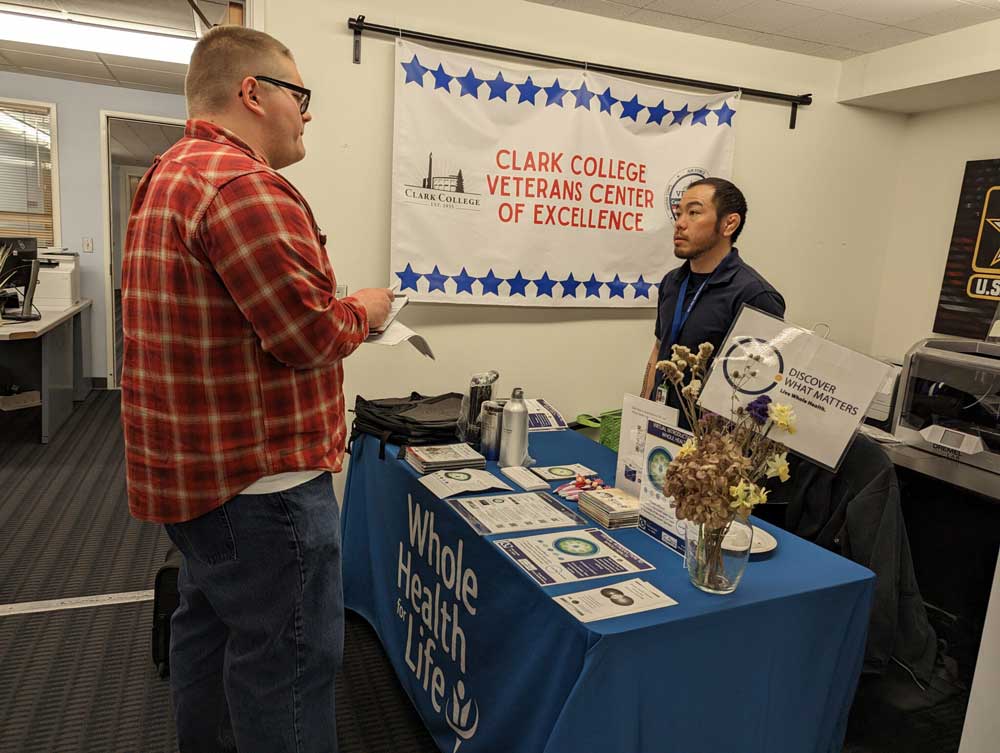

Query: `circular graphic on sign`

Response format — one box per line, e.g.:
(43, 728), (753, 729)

(444, 471), (472, 481)
(722, 337), (784, 395)
(554, 536), (600, 557)
(600, 587), (635, 606)
(665, 167), (709, 222)
(547, 467), (575, 478)
(646, 447), (673, 489)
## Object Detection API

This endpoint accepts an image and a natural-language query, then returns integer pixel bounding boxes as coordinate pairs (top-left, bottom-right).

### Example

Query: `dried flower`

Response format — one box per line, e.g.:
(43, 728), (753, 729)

(746, 395), (772, 425)
(681, 379), (702, 400)
(656, 359), (684, 384)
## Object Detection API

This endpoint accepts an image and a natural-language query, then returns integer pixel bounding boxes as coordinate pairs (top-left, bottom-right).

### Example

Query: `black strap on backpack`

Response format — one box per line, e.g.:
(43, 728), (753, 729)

(349, 391), (463, 459)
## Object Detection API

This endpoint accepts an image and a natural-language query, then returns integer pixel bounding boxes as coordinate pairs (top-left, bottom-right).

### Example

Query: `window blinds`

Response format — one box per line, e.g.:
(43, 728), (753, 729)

(0, 102), (54, 247)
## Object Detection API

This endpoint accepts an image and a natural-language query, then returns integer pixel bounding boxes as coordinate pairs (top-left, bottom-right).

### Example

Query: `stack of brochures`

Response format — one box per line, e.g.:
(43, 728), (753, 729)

(578, 487), (640, 529)
(405, 443), (487, 474)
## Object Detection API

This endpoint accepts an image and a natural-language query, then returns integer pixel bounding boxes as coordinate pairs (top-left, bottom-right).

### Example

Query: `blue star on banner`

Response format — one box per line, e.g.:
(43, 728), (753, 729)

(691, 106), (711, 125)
(426, 265), (448, 292)
(597, 86), (618, 114)
(516, 76), (541, 104)
(560, 273), (581, 298)
(607, 274), (628, 299)
(571, 82), (595, 109)
(431, 64), (453, 91)
(400, 55), (428, 86)
(457, 67), (483, 98)
(544, 78), (568, 107)
(486, 72), (513, 101)
(584, 274), (604, 298)
(507, 271), (530, 296)
(714, 101), (736, 126)
(631, 275), (653, 299)
(671, 104), (690, 125)
(479, 269), (503, 296)
(619, 94), (643, 121)
(395, 263), (421, 292)
(533, 272), (556, 297)
(646, 99), (669, 126)
(452, 267), (476, 294)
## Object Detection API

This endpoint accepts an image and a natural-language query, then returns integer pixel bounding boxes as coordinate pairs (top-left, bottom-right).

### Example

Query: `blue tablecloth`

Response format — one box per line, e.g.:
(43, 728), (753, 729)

(342, 430), (874, 753)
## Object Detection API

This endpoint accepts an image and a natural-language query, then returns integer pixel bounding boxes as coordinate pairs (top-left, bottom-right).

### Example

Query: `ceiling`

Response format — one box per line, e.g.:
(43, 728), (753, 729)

(530, 0), (1000, 59)
(109, 117), (184, 165)
(0, 1), (237, 94)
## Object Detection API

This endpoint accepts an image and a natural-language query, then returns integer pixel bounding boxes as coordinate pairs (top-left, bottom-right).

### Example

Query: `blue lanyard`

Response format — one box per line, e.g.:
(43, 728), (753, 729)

(667, 271), (712, 350)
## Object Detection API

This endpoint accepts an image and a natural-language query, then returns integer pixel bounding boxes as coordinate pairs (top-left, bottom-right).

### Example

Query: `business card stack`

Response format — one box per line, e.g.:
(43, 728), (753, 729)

(578, 487), (640, 529)
(405, 443), (487, 474)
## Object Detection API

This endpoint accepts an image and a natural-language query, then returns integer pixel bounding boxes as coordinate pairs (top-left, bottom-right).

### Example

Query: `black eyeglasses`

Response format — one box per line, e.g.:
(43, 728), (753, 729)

(244, 75), (311, 114)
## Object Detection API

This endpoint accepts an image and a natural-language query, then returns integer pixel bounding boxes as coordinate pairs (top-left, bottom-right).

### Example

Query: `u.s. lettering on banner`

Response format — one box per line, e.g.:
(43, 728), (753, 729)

(390, 40), (739, 307)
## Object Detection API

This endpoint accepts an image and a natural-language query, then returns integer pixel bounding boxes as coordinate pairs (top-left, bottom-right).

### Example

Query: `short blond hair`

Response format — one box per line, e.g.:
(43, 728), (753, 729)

(185, 26), (294, 116)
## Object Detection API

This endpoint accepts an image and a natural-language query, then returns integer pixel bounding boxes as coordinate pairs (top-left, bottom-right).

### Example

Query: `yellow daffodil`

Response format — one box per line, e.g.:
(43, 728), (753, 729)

(768, 403), (797, 434)
(677, 438), (697, 459)
(765, 452), (790, 482)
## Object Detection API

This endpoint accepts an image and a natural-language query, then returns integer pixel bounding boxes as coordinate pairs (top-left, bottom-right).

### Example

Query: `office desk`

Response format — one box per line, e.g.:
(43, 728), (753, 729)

(0, 299), (92, 443)
(342, 430), (874, 753)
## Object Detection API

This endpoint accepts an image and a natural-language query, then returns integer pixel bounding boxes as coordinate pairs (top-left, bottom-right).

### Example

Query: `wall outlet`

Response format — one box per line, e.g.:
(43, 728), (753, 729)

(82, 237), (94, 253)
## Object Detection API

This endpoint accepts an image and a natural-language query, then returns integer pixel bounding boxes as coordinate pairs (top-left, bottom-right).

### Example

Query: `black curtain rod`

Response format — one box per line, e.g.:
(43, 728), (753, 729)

(348, 15), (811, 129)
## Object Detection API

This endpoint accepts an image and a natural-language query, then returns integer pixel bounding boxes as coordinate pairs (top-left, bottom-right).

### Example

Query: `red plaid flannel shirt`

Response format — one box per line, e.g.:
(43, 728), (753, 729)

(121, 120), (369, 523)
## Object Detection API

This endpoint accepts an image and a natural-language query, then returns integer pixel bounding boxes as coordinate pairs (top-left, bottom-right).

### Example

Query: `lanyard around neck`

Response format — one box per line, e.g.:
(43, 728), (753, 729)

(667, 270), (713, 350)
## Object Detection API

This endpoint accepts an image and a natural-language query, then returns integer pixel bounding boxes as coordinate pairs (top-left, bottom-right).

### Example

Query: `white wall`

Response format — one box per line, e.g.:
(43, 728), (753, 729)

(254, 0), (907, 429)
(870, 97), (1000, 362)
(0, 71), (186, 380)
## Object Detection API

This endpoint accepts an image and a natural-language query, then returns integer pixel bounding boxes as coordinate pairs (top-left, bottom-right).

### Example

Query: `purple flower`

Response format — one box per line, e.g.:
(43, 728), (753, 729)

(746, 395), (772, 425)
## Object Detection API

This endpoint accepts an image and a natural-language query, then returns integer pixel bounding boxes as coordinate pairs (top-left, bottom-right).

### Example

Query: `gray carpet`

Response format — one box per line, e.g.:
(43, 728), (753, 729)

(0, 390), (439, 753)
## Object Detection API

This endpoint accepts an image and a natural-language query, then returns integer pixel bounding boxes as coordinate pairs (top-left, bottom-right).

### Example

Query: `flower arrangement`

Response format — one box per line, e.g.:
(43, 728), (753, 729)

(656, 342), (796, 593)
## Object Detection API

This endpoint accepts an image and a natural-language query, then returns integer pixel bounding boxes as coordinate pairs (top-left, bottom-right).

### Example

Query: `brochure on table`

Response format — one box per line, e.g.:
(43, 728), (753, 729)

(637, 419), (692, 556)
(615, 394), (679, 498)
(494, 528), (654, 586)
(532, 463), (597, 481)
(698, 306), (890, 472)
(418, 469), (511, 500)
(448, 492), (588, 536)
(525, 398), (568, 432)
(554, 578), (677, 623)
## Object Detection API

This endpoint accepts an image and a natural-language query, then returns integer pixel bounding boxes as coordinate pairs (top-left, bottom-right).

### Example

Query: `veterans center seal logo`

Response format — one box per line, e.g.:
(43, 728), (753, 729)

(665, 167), (709, 222)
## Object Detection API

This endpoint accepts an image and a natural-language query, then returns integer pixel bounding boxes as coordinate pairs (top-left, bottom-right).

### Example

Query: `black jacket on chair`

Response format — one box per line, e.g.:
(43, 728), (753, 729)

(768, 434), (938, 683)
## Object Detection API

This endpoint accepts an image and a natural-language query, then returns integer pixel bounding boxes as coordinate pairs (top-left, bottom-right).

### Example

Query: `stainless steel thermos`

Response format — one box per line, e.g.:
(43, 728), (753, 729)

(499, 388), (529, 467)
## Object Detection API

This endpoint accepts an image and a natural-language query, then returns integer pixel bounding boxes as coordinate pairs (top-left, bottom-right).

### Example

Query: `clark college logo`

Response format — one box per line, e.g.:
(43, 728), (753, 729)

(722, 336), (785, 395)
(403, 151), (482, 211)
(665, 167), (708, 222)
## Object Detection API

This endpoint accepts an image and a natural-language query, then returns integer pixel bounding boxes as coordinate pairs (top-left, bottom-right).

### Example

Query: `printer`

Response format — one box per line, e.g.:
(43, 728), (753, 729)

(33, 249), (80, 308)
(891, 338), (1000, 475)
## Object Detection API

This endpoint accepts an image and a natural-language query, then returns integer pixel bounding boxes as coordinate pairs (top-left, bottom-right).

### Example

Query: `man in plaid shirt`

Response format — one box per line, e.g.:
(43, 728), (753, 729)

(121, 26), (392, 753)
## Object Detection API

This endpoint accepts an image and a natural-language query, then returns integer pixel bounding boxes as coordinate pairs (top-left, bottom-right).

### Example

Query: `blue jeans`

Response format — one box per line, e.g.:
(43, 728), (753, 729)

(164, 473), (342, 753)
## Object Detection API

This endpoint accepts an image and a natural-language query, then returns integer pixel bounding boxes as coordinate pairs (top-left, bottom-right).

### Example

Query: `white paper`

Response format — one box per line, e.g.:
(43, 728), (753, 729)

(532, 463), (598, 481)
(408, 444), (485, 465)
(554, 578), (677, 623)
(494, 528), (654, 586)
(366, 320), (435, 359)
(524, 398), (568, 432)
(615, 394), (680, 498)
(369, 295), (409, 334)
(698, 307), (890, 470)
(637, 419), (691, 556)
(448, 492), (586, 535)
(418, 469), (511, 499)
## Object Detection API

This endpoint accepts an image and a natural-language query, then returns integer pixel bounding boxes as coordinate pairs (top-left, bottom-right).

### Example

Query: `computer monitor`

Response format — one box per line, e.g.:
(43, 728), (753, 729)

(0, 237), (41, 320)
(0, 237), (38, 291)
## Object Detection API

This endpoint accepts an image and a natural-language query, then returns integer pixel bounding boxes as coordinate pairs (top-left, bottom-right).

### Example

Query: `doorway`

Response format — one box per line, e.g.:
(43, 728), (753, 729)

(100, 113), (184, 387)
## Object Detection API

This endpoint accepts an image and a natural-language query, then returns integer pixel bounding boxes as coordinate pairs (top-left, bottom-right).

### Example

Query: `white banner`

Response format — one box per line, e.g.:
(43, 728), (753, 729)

(391, 40), (739, 307)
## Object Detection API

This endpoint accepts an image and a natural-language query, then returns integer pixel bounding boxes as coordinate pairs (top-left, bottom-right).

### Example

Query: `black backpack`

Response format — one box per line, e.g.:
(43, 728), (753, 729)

(350, 391), (463, 459)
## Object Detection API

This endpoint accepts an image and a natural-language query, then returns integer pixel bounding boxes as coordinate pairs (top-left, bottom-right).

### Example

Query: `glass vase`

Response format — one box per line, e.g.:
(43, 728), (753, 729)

(684, 516), (753, 595)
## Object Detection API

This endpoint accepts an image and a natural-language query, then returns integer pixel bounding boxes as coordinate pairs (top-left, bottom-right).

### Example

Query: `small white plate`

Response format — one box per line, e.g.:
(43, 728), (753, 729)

(722, 525), (778, 555)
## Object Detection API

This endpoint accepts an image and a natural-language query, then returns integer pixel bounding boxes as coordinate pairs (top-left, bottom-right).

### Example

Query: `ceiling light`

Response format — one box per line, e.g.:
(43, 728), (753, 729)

(0, 10), (195, 65)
